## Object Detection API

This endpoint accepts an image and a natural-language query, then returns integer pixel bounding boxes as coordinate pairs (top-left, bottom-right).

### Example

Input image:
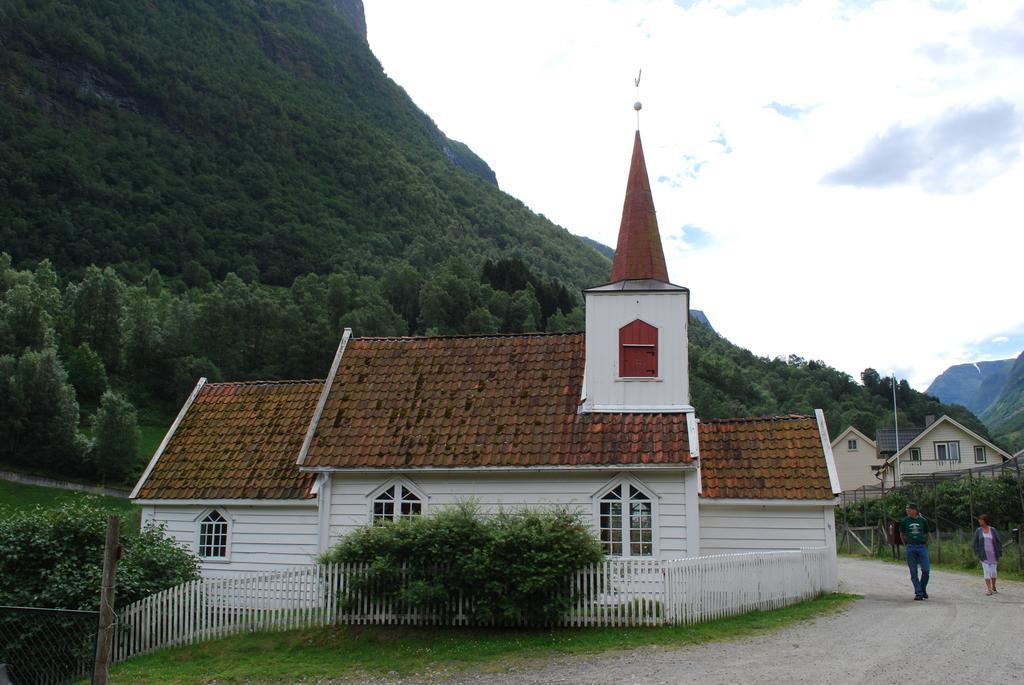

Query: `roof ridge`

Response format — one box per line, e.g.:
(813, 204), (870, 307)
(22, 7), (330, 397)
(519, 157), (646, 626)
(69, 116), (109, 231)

(204, 379), (325, 387)
(700, 414), (812, 424)
(353, 331), (584, 342)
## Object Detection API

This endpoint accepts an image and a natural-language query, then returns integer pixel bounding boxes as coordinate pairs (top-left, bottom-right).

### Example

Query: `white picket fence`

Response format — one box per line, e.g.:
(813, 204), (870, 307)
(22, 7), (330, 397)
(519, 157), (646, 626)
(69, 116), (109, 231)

(112, 547), (835, 663)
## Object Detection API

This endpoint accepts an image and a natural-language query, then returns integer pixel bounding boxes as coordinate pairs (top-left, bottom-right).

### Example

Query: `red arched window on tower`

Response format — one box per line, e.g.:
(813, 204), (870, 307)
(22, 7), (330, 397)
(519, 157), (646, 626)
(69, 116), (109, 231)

(619, 320), (658, 377)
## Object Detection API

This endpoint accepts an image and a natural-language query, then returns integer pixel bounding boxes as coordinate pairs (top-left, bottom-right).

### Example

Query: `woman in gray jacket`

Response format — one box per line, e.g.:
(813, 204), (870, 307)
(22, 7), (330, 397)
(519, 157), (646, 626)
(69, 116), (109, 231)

(972, 514), (1003, 595)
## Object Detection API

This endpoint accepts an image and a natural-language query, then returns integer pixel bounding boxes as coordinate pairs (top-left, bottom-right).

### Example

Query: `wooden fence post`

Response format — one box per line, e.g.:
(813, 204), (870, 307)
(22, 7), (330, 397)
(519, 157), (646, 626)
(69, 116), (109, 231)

(93, 515), (121, 685)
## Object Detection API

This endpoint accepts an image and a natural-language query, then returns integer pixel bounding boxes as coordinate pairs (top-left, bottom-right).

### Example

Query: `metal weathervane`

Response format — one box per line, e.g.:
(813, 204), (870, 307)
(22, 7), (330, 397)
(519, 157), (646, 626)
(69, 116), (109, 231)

(634, 69), (643, 129)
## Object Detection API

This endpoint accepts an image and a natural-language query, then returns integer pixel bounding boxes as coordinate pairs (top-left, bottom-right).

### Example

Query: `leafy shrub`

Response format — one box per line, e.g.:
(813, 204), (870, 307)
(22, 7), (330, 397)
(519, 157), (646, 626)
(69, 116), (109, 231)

(321, 502), (604, 625)
(0, 499), (199, 610)
(838, 475), (1023, 533)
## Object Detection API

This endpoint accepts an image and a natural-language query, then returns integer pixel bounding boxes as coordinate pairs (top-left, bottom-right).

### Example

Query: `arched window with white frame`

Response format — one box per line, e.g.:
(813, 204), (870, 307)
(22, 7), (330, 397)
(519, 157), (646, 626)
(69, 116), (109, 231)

(598, 482), (654, 557)
(198, 509), (229, 559)
(371, 483), (424, 524)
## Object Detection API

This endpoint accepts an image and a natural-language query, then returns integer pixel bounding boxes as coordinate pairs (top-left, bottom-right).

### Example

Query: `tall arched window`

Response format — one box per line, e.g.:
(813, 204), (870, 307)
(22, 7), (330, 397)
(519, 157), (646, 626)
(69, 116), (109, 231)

(599, 484), (653, 557)
(198, 510), (228, 559)
(372, 484), (423, 524)
(619, 319), (658, 377)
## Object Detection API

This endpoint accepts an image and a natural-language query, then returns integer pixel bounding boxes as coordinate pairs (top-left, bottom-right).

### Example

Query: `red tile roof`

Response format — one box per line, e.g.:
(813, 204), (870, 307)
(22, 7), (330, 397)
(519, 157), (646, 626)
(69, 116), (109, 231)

(135, 338), (833, 502)
(610, 131), (670, 283)
(301, 333), (692, 469)
(698, 415), (834, 500)
(135, 380), (322, 500)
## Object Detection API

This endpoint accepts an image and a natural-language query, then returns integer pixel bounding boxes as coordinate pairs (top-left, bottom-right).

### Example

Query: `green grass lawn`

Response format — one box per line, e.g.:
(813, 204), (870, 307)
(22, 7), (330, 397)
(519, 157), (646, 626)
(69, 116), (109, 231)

(0, 479), (134, 518)
(109, 593), (858, 684)
(138, 421), (167, 462)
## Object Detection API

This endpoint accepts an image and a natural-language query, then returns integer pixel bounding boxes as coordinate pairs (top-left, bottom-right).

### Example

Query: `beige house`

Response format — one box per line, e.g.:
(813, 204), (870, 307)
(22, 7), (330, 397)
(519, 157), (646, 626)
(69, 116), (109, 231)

(878, 415), (1013, 487)
(830, 427), (880, 491)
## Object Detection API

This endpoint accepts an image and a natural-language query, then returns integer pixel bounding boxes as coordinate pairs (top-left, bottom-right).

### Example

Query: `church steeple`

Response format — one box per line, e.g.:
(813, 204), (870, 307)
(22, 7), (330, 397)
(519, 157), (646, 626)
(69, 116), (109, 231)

(610, 131), (670, 284)
(581, 114), (690, 413)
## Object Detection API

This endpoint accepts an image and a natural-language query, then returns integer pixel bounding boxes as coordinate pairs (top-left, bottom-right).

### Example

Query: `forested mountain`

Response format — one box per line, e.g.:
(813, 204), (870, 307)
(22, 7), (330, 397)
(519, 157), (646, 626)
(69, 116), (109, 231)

(0, 0), (607, 288)
(0, 0), (1003, 486)
(981, 352), (1024, 452)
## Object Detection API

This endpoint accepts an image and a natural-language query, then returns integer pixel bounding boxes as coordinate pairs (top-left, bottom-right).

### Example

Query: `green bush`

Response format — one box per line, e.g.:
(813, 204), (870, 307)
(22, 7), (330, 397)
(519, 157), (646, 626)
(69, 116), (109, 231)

(321, 503), (604, 625)
(0, 499), (199, 610)
(838, 475), (1023, 532)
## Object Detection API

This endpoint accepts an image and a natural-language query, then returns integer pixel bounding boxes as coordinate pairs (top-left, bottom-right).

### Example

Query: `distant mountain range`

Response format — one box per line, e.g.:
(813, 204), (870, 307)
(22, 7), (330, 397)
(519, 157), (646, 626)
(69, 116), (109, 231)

(926, 359), (1016, 415)
(927, 353), (1024, 452)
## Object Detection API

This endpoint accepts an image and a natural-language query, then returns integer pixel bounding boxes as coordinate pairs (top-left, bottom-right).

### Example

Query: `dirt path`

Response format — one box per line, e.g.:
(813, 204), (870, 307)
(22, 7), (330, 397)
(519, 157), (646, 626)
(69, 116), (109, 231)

(387, 557), (1024, 685)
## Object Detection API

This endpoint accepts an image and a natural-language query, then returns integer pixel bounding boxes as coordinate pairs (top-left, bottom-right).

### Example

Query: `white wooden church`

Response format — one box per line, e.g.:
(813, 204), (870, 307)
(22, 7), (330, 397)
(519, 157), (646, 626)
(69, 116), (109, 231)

(131, 129), (841, 578)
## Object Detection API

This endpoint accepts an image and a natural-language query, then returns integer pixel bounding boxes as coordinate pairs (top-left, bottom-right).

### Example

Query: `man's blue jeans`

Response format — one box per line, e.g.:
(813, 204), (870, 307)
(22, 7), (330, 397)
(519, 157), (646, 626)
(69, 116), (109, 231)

(906, 543), (930, 597)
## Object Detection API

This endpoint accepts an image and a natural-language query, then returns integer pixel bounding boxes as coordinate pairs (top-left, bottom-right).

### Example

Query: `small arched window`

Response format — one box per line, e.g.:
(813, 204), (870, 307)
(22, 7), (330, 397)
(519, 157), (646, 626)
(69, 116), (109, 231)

(619, 320), (658, 377)
(599, 484), (653, 557)
(198, 510), (229, 559)
(372, 484), (423, 524)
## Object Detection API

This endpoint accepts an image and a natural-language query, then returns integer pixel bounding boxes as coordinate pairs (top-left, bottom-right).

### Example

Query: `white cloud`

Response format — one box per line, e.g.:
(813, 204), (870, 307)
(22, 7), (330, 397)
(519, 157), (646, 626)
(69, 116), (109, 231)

(364, 0), (1024, 390)
(822, 100), (1022, 193)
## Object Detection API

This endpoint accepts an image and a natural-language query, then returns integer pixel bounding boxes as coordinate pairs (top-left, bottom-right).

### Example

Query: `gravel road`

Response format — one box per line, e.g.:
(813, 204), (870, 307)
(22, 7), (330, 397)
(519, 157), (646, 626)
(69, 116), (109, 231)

(381, 557), (1024, 685)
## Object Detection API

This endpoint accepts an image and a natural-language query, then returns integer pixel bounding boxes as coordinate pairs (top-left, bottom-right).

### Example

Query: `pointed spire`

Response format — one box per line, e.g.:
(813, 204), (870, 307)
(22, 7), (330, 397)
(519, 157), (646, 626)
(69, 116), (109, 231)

(610, 131), (669, 283)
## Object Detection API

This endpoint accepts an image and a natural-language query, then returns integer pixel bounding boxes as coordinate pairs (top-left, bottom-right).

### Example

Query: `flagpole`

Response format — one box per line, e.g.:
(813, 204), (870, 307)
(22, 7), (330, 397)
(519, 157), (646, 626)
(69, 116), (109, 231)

(893, 373), (900, 485)
(892, 373), (899, 451)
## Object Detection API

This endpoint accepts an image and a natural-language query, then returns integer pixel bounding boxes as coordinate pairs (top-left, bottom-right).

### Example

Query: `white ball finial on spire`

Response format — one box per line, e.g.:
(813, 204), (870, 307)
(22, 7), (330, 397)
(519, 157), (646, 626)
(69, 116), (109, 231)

(634, 101), (642, 111)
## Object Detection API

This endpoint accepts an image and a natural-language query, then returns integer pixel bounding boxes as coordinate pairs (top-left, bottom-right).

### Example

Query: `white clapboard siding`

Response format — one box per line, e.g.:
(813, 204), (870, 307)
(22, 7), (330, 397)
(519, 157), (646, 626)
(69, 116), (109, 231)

(144, 504), (320, 577)
(328, 471), (692, 559)
(111, 548), (836, 663)
(699, 504), (830, 555)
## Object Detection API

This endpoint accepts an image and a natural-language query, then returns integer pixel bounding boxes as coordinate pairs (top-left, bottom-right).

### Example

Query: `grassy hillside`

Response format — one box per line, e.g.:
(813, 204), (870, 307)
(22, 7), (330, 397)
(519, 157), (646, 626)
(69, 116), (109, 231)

(0, 0), (609, 288)
(0, 480), (132, 517)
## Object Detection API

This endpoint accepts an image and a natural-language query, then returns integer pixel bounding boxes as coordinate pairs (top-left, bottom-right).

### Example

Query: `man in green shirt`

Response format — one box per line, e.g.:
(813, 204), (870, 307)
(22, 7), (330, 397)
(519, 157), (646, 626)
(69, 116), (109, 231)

(900, 503), (930, 600)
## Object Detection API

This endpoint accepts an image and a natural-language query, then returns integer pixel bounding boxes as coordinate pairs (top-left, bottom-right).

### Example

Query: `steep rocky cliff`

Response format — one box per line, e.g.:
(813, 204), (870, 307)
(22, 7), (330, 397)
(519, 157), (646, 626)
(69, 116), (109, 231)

(332, 0), (367, 39)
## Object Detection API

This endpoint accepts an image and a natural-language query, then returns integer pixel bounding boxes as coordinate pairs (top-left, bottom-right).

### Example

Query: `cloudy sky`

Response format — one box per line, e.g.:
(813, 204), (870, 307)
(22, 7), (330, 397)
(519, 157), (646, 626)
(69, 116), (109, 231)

(363, 0), (1023, 390)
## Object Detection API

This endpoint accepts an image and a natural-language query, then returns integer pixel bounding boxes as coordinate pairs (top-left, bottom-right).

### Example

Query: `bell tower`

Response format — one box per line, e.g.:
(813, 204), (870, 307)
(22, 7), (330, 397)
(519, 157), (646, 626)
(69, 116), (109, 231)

(581, 126), (691, 413)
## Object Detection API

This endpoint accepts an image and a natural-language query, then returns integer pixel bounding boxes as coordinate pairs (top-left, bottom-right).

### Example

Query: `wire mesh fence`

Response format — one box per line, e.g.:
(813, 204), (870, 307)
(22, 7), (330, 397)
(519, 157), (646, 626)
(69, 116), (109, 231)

(837, 455), (1024, 577)
(0, 606), (97, 685)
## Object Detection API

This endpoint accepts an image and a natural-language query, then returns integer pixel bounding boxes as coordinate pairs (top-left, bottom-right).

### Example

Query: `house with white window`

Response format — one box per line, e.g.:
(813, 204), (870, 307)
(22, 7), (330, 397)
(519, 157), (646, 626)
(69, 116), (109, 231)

(830, 427), (880, 491)
(877, 415), (1013, 487)
(131, 128), (840, 578)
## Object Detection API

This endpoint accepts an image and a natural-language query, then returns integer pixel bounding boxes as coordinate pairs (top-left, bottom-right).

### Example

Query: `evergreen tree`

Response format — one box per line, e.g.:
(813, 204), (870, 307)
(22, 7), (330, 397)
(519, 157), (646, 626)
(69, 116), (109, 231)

(464, 307), (500, 334)
(0, 348), (87, 475)
(61, 266), (126, 373)
(90, 391), (141, 483)
(65, 343), (108, 403)
(382, 263), (422, 333)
